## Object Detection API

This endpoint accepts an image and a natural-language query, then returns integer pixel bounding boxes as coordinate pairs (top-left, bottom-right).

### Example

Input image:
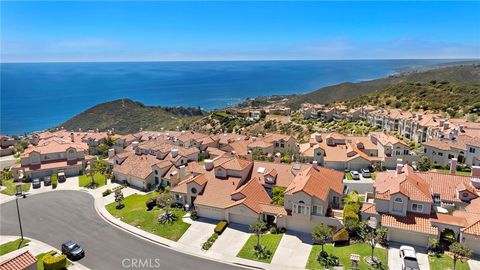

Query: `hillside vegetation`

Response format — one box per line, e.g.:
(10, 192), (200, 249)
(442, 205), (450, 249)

(287, 64), (480, 109)
(60, 99), (206, 134)
(343, 81), (480, 117)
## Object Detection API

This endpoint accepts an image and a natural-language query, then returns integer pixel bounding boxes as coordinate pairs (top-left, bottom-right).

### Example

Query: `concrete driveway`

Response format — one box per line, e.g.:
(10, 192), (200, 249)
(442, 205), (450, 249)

(271, 231), (312, 269)
(177, 218), (217, 252)
(208, 223), (250, 258)
(389, 242), (430, 270)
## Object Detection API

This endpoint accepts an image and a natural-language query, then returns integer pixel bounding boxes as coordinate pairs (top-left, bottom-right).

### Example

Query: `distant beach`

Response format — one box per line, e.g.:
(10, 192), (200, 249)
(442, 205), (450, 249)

(0, 59), (461, 135)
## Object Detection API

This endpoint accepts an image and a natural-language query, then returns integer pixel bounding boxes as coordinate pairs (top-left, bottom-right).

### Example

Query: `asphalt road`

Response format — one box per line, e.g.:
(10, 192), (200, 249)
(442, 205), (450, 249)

(0, 191), (244, 270)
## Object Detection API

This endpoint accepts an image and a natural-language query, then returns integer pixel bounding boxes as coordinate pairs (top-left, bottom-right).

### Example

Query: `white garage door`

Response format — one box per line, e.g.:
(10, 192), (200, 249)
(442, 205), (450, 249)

(389, 228), (431, 247)
(197, 206), (224, 221)
(229, 213), (258, 226)
(464, 236), (480, 256)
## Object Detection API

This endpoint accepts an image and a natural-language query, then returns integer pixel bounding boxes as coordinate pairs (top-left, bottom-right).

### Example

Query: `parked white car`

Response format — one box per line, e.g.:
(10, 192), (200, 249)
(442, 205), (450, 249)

(399, 245), (420, 270)
(350, 170), (360, 180)
(361, 168), (371, 178)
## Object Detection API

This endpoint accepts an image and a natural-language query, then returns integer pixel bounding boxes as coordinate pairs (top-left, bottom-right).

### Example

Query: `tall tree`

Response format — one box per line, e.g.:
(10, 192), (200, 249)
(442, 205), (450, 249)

(249, 219), (267, 250)
(312, 224), (332, 253)
(449, 243), (472, 270)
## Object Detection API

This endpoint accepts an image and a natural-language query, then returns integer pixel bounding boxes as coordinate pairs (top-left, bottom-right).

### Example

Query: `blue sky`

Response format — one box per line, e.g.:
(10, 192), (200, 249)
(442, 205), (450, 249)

(1, 1), (479, 62)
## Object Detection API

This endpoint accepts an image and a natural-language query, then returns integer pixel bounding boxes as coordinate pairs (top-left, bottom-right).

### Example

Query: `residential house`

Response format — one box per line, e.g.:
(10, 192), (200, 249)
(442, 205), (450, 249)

(423, 135), (480, 166)
(248, 134), (298, 156)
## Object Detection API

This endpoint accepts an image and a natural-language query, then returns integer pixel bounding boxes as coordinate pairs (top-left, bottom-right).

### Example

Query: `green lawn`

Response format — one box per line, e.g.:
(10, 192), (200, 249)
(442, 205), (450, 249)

(0, 179), (31, 196)
(0, 238), (30, 256)
(78, 173), (106, 188)
(429, 254), (470, 270)
(36, 250), (72, 270)
(106, 192), (190, 241)
(237, 233), (283, 263)
(306, 243), (388, 270)
(436, 170), (471, 176)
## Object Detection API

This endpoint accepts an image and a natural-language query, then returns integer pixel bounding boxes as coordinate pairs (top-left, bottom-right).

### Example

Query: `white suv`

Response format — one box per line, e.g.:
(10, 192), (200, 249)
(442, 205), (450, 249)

(399, 245), (420, 270)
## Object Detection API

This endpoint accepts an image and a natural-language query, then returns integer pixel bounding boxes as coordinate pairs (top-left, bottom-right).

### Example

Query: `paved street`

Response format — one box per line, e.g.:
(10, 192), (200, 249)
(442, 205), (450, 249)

(0, 191), (243, 270)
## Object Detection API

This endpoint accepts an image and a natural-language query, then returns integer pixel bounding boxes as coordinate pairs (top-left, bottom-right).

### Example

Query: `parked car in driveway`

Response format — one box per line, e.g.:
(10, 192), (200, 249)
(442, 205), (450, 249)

(361, 168), (371, 178)
(350, 170), (360, 180)
(44, 176), (51, 186)
(58, 171), (66, 183)
(399, 245), (420, 270)
(62, 241), (85, 260)
(32, 178), (41, 189)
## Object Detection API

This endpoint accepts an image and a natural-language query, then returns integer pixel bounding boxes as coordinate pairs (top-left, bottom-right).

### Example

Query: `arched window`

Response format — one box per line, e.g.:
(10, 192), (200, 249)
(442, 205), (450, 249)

(191, 187), (197, 194)
(299, 200), (305, 204)
(393, 197), (403, 212)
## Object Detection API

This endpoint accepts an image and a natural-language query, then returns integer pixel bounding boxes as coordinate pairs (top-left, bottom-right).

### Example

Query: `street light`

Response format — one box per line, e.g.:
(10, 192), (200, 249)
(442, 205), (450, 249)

(15, 184), (24, 241)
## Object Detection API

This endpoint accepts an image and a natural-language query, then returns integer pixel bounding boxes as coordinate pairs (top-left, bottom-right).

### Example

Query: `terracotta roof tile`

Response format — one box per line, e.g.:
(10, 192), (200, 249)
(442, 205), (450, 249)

(285, 166), (344, 201)
(0, 251), (37, 270)
(380, 212), (438, 235)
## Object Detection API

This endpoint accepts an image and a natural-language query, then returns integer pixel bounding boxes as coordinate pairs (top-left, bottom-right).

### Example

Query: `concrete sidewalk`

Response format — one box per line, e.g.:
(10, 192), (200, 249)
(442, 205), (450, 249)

(0, 235), (89, 270)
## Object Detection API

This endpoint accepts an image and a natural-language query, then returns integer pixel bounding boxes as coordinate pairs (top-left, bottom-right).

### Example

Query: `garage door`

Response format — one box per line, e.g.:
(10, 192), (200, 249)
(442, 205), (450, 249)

(464, 237), (480, 256)
(197, 206), (224, 221)
(389, 228), (431, 247)
(229, 213), (258, 226)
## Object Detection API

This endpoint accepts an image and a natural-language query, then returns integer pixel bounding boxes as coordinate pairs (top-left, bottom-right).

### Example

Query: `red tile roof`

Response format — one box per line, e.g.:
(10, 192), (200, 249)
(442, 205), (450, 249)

(462, 219), (480, 236)
(0, 251), (37, 270)
(381, 212), (438, 235)
(285, 166), (344, 201)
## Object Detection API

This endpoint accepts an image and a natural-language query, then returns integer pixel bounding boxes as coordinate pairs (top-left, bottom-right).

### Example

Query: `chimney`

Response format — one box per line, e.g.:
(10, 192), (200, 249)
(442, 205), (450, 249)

(471, 166), (480, 177)
(449, 132), (455, 140)
(439, 119), (445, 127)
(132, 141), (139, 149)
(315, 134), (322, 142)
(396, 159), (404, 176)
(171, 149), (179, 158)
(312, 160), (319, 171)
(108, 148), (115, 159)
(178, 165), (185, 181)
(459, 125), (465, 132)
(432, 116), (437, 121)
(170, 171), (178, 181)
(70, 132), (74, 142)
(204, 159), (214, 171)
(246, 150), (253, 161)
(450, 158), (457, 174)
(417, 114), (423, 120)
(443, 121), (450, 130)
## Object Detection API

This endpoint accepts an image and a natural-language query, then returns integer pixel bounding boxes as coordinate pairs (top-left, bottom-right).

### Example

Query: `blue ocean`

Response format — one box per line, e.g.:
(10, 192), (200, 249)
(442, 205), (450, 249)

(0, 59), (459, 135)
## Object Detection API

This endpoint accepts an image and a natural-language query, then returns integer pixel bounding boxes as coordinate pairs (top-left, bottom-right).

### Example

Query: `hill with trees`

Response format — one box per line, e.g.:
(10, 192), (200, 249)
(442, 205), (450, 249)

(286, 63), (480, 109)
(60, 99), (206, 134)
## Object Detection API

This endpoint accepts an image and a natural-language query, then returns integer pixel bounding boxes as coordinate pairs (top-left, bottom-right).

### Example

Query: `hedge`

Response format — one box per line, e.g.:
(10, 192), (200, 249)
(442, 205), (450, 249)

(332, 228), (349, 243)
(146, 196), (157, 210)
(43, 251), (67, 270)
(214, 220), (228, 234)
(343, 203), (360, 214)
(102, 189), (112, 197)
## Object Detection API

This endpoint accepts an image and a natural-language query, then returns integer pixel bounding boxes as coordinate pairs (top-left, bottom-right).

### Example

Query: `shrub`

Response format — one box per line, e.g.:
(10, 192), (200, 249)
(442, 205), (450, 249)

(253, 245), (272, 260)
(332, 228), (350, 244)
(158, 212), (177, 224)
(270, 226), (277, 234)
(146, 196), (157, 210)
(51, 174), (58, 189)
(190, 210), (198, 220)
(278, 227), (286, 234)
(317, 253), (339, 268)
(146, 183), (152, 190)
(42, 251), (67, 270)
(214, 220), (228, 234)
(202, 233), (219, 250)
(432, 163), (443, 169)
(343, 203), (360, 214)
(102, 189), (112, 197)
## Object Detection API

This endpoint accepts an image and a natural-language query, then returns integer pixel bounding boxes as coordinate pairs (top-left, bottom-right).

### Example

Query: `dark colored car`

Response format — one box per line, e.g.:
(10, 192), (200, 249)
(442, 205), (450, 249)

(58, 172), (66, 183)
(44, 176), (52, 186)
(62, 241), (84, 260)
(32, 179), (41, 189)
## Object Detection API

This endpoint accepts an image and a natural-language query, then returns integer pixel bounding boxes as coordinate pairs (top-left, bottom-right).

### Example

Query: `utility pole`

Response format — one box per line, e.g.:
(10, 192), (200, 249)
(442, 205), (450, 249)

(15, 196), (24, 241)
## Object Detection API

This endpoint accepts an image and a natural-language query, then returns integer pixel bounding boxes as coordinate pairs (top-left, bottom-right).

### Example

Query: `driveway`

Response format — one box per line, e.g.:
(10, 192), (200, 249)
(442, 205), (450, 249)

(0, 191), (243, 270)
(177, 218), (217, 253)
(208, 223), (250, 259)
(271, 231), (312, 269)
(389, 242), (430, 270)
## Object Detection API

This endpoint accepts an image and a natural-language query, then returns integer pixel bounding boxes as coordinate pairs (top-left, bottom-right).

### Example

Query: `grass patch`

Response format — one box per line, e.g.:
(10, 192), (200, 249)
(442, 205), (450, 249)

(306, 243), (388, 270)
(371, 173), (377, 180)
(358, 195), (366, 202)
(0, 179), (31, 196)
(429, 254), (470, 270)
(0, 238), (30, 256)
(36, 250), (72, 270)
(436, 170), (471, 176)
(106, 192), (190, 241)
(237, 234), (283, 263)
(78, 173), (106, 188)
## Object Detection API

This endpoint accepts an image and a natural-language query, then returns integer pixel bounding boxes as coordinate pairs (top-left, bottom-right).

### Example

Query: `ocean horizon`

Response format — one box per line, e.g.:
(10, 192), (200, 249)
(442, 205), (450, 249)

(0, 59), (462, 135)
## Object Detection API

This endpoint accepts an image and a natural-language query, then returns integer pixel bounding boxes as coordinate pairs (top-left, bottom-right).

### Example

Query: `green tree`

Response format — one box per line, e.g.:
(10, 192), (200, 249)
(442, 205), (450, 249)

(271, 187), (285, 206)
(311, 224), (332, 254)
(249, 219), (267, 250)
(114, 190), (124, 209)
(417, 155), (431, 172)
(449, 242), (472, 270)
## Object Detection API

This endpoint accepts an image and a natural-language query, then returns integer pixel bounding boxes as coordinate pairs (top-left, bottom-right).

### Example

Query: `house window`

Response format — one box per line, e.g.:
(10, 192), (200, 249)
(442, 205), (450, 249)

(312, 205), (323, 216)
(438, 152), (443, 157)
(412, 203), (423, 213)
(281, 143), (285, 148)
(423, 148), (427, 153)
(470, 147), (476, 153)
(404, 150), (409, 155)
(393, 197), (403, 212)
(433, 194), (441, 204)
(191, 187), (197, 194)
(448, 154), (454, 159)
(275, 142), (279, 147)
(155, 170), (158, 175)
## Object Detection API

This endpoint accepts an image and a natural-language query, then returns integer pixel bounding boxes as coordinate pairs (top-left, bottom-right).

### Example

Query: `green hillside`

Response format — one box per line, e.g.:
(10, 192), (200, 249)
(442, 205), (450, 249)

(342, 81), (480, 117)
(287, 64), (480, 109)
(60, 99), (206, 134)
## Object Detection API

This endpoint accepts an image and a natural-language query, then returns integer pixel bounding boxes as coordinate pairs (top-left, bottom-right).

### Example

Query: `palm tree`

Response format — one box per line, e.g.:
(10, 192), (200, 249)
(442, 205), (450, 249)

(449, 242), (472, 270)
(311, 224), (332, 254)
(249, 219), (267, 250)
